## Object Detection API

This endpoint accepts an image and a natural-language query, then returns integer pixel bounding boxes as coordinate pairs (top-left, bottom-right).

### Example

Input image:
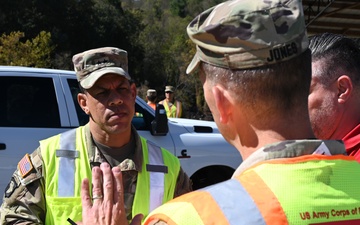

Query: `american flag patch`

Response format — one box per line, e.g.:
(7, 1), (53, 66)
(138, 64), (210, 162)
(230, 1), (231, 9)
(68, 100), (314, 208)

(18, 154), (34, 178)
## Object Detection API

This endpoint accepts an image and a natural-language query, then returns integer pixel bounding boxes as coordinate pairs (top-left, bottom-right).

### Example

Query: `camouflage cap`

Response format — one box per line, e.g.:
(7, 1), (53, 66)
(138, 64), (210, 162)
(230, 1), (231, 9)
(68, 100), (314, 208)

(165, 86), (175, 93)
(147, 89), (157, 97)
(72, 47), (131, 89)
(186, 0), (309, 74)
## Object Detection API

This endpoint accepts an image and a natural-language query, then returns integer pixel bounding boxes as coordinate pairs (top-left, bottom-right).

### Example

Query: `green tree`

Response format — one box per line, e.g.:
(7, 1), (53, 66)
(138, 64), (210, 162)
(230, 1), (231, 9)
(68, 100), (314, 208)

(0, 0), (223, 119)
(170, 0), (187, 17)
(0, 0), (145, 70)
(185, 0), (224, 17)
(132, 0), (218, 118)
(0, 31), (55, 67)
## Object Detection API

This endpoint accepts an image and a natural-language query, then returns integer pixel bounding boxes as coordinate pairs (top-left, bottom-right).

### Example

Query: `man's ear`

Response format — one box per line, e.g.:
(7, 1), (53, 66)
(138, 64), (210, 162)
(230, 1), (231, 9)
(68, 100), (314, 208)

(78, 93), (90, 115)
(337, 75), (352, 103)
(212, 85), (232, 124)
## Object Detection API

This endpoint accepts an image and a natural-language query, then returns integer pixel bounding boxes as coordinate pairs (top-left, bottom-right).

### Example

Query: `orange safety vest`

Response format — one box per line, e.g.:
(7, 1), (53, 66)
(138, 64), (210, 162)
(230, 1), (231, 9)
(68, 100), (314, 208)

(145, 154), (360, 224)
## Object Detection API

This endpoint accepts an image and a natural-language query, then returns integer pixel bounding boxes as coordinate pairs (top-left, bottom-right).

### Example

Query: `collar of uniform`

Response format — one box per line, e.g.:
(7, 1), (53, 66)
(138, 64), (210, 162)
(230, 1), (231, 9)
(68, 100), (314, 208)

(232, 139), (346, 177)
(84, 123), (95, 160)
(86, 124), (143, 172)
(131, 125), (143, 172)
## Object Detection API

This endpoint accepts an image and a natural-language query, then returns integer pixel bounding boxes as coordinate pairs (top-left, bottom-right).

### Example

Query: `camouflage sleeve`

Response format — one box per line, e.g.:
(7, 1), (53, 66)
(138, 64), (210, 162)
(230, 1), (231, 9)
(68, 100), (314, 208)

(173, 167), (192, 198)
(0, 147), (45, 224)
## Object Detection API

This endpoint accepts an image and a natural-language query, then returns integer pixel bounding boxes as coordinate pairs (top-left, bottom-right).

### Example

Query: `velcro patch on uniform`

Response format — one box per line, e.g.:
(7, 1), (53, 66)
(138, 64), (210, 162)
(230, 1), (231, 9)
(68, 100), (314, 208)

(18, 154), (34, 178)
(146, 164), (168, 173)
(56, 149), (80, 158)
(4, 177), (19, 198)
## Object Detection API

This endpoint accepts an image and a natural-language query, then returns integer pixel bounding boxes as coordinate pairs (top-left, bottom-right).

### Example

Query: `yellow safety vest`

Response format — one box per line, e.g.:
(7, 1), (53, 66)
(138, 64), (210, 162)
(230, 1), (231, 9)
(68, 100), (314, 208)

(162, 100), (182, 118)
(40, 125), (180, 224)
(145, 154), (360, 224)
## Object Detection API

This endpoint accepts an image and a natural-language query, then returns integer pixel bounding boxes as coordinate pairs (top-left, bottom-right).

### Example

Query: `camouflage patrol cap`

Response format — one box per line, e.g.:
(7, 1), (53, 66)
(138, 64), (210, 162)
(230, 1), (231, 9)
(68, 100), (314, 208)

(72, 47), (131, 89)
(186, 0), (309, 74)
(147, 89), (157, 97)
(165, 86), (175, 93)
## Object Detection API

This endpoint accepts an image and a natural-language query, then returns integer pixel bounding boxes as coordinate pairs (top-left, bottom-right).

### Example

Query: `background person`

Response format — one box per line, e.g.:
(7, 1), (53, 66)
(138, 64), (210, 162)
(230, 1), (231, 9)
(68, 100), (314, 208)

(308, 33), (360, 162)
(0, 47), (192, 224)
(146, 89), (157, 110)
(158, 85), (182, 118)
(79, 0), (360, 224)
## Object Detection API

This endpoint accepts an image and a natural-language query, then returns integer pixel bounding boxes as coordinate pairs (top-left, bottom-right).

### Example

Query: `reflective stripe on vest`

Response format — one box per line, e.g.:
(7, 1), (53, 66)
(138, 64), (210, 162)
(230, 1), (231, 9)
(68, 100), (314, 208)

(146, 179), (266, 225)
(42, 126), (179, 224)
(145, 155), (360, 225)
(133, 137), (179, 220)
(203, 179), (266, 225)
(163, 101), (177, 118)
(41, 126), (90, 224)
(147, 140), (165, 211)
(57, 128), (77, 197)
(56, 133), (168, 204)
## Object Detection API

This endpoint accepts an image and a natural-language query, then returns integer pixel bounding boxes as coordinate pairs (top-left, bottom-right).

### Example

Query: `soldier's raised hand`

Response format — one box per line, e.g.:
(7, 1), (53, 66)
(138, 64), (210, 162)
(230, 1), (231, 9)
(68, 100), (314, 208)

(77, 162), (143, 225)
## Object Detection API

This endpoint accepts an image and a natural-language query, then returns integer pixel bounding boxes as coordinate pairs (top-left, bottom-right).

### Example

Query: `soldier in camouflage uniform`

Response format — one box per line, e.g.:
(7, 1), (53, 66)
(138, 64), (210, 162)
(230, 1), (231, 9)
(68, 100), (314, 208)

(78, 0), (360, 224)
(0, 47), (192, 224)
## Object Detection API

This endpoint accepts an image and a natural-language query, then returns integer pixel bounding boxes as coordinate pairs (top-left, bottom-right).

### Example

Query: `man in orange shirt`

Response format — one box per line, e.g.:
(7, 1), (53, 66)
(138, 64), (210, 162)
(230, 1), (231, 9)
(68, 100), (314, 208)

(146, 89), (157, 110)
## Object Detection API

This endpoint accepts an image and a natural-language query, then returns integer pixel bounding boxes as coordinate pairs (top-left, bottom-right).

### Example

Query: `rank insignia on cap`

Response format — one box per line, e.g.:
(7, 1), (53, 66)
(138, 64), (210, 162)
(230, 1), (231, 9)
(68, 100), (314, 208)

(18, 154), (34, 178)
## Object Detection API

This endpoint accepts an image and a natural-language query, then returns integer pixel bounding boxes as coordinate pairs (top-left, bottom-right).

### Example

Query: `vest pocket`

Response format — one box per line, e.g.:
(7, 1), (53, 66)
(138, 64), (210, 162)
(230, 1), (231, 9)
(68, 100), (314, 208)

(46, 196), (82, 224)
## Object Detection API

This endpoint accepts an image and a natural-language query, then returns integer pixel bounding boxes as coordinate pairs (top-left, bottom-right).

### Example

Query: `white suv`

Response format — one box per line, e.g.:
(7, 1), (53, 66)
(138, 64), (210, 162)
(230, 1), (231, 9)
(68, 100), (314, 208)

(0, 66), (242, 203)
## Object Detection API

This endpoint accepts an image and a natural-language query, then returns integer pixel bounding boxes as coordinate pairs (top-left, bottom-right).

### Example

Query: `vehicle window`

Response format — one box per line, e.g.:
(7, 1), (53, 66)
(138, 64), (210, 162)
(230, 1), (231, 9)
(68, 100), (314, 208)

(134, 103), (152, 131)
(0, 76), (60, 128)
(67, 79), (89, 126)
(133, 111), (146, 130)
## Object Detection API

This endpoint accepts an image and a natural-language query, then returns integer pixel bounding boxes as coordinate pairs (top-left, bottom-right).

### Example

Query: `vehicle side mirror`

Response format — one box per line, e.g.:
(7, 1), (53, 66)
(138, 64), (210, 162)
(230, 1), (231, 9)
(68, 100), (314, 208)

(150, 104), (168, 136)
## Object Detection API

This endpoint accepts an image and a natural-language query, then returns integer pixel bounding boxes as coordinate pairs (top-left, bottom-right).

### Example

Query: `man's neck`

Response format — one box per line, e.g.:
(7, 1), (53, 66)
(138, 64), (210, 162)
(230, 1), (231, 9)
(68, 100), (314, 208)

(90, 122), (132, 148)
(232, 118), (315, 161)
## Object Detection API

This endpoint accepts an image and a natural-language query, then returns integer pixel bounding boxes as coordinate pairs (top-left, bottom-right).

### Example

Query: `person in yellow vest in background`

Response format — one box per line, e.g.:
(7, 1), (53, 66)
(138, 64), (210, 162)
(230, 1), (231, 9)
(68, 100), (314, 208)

(158, 85), (182, 118)
(0, 47), (192, 225)
(146, 89), (157, 110)
(78, 0), (360, 224)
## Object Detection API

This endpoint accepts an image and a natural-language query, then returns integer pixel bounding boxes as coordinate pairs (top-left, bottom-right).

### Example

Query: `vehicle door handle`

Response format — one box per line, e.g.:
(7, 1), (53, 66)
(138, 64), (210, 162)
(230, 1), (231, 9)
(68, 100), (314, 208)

(0, 143), (6, 150)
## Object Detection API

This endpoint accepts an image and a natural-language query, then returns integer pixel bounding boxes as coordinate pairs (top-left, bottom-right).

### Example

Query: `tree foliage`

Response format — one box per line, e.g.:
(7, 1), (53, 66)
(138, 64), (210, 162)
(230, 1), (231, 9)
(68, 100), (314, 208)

(0, 0), (223, 119)
(0, 31), (54, 67)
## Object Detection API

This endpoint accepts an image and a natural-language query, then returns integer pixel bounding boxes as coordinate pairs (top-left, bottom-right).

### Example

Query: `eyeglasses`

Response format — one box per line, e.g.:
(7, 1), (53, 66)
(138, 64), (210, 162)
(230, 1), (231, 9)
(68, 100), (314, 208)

(165, 91), (173, 94)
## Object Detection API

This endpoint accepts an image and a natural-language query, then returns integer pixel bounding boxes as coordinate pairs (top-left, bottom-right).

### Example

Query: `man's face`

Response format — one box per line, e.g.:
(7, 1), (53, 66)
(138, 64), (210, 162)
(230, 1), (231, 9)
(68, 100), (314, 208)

(165, 91), (174, 100)
(79, 73), (136, 135)
(308, 60), (339, 139)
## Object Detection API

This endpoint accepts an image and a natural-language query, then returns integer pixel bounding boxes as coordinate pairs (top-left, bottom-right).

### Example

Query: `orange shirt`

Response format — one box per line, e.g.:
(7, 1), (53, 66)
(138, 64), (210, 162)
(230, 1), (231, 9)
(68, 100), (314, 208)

(343, 123), (360, 162)
(147, 102), (156, 110)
